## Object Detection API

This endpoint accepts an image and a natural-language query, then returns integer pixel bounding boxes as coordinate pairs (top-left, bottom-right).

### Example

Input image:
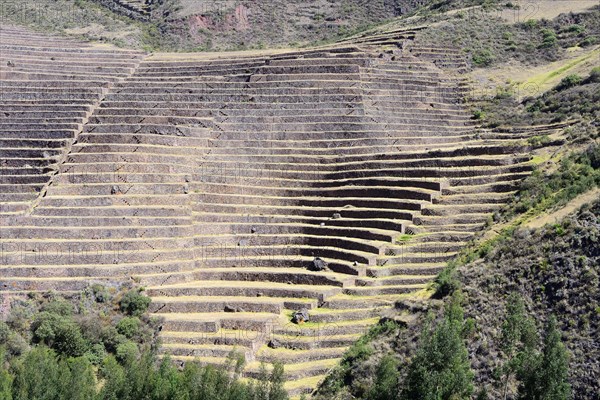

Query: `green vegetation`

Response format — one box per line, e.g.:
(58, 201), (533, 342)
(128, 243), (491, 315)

(316, 195), (593, 398)
(474, 66), (600, 130)
(316, 320), (403, 398)
(435, 143), (600, 299)
(402, 293), (474, 400)
(505, 144), (600, 217)
(315, 293), (477, 399)
(0, 289), (289, 400)
(0, 346), (288, 400)
(495, 295), (571, 400)
(423, 4), (600, 68)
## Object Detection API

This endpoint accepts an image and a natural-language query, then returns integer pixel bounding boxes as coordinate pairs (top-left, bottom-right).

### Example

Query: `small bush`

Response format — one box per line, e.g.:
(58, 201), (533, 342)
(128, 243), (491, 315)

(566, 24), (585, 34)
(527, 135), (552, 147)
(435, 266), (461, 298)
(472, 109), (486, 120)
(5, 333), (29, 357)
(116, 317), (141, 339)
(524, 19), (538, 29)
(115, 341), (139, 364)
(539, 28), (557, 48)
(580, 36), (598, 47)
(556, 74), (582, 90)
(90, 284), (111, 303)
(86, 342), (107, 365)
(40, 298), (74, 316)
(119, 290), (151, 317)
(472, 48), (494, 66)
(100, 326), (127, 353)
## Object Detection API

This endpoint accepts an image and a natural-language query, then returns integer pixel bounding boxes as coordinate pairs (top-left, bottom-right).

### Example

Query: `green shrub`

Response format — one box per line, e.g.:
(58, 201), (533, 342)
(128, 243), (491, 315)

(472, 48), (495, 66)
(115, 341), (139, 365)
(527, 135), (552, 147)
(524, 19), (538, 29)
(86, 342), (107, 365)
(116, 317), (141, 339)
(366, 355), (399, 400)
(100, 326), (127, 353)
(119, 290), (151, 317)
(557, 74), (583, 90)
(434, 266), (461, 298)
(472, 109), (486, 120)
(517, 317), (571, 399)
(580, 36), (598, 47)
(402, 292), (474, 399)
(90, 284), (111, 303)
(540, 28), (557, 48)
(5, 334), (28, 357)
(31, 312), (88, 357)
(40, 298), (74, 317)
(566, 24), (585, 34)
(0, 322), (9, 345)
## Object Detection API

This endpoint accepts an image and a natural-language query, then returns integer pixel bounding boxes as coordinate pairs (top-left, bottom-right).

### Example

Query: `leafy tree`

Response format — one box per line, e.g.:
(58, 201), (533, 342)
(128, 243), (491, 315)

(11, 346), (61, 400)
(57, 357), (96, 400)
(256, 363), (270, 400)
(40, 298), (74, 317)
(98, 355), (126, 400)
(517, 316), (571, 400)
(116, 317), (141, 339)
(31, 312), (88, 357)
(119, 290), (151, 317)
(367, 355), (400, 400)
(269, 362), (288, 400)
(115, 341), (139, 365)
(0, 349), (12, 400)
(498, 293), (538, 400)
(0, 368), (11, 400)
(402, 292), (474, 400)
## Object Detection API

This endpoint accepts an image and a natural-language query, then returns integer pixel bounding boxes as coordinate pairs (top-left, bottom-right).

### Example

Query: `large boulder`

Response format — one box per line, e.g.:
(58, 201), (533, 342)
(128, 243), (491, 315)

(309, 257), (327, 272)
(291, 308), (310, 324)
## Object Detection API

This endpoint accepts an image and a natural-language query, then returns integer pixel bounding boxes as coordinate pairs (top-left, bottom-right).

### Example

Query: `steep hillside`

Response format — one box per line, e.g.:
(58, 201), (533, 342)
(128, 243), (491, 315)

(314, 163), (600, 399)
(0, 0), (599, 398)
(311, 3), (600, 399)
(0, 0), (430, 51)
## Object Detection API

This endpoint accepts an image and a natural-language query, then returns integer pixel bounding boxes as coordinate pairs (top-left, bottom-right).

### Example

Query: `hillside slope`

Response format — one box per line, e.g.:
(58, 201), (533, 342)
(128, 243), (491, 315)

(314, 186), (600, 399)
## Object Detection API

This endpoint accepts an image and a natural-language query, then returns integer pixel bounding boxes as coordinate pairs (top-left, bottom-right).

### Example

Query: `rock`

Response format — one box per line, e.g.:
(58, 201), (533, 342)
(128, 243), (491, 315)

(250, 226), (257, 233)
(320, 222), (325, 226)
(110, 185), (119, 195)
(309, 257), (327, 271)
(332, 213), (341, 219)
(224, 305), (237, 313)
(6, 60), (15, 67)
(256, 292), (263, 297)
(292, 308), (310, 324)
(268, 339), (281, 349)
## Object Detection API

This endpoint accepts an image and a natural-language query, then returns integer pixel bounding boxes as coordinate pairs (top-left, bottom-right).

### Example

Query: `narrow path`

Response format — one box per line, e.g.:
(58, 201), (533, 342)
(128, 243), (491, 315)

(526, 187), (600, 229)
